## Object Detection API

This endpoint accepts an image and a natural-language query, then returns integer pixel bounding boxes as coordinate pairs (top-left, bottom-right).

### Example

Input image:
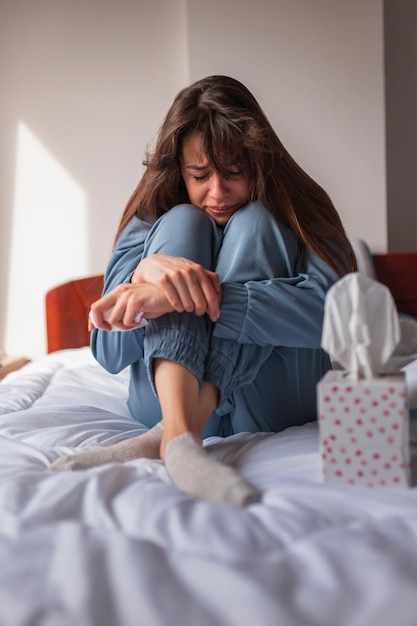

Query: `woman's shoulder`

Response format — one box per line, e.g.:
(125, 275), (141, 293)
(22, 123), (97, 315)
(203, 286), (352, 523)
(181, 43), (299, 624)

(115, 215), (154, 250)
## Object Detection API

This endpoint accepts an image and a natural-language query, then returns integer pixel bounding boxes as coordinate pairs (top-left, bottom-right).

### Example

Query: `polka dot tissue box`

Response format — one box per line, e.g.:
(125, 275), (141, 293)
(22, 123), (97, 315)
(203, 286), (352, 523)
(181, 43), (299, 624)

(317, 370), (410, 487)
(318, 272), (411, 487)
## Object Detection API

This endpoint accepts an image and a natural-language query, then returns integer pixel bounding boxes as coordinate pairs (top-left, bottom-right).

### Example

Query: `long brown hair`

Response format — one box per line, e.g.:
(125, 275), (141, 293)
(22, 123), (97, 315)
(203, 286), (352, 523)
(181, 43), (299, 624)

(116, 75), (356, 275)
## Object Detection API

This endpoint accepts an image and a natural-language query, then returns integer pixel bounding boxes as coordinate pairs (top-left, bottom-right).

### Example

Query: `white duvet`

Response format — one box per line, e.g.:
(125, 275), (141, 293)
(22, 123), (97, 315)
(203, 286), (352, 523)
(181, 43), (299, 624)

(1, 348), (417, 626)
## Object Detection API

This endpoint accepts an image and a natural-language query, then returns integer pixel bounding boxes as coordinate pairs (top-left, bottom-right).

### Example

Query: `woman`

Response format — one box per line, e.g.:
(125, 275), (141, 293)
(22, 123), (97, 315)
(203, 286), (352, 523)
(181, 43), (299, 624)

(51, 76), (356, 506)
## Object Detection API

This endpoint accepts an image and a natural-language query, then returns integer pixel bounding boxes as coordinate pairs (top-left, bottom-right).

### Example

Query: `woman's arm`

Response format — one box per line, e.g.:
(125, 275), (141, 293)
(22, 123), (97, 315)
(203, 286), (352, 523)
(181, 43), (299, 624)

(90, 216), (153, 374)
(213, 247), (341, 349)
(91, 217), (221, 372)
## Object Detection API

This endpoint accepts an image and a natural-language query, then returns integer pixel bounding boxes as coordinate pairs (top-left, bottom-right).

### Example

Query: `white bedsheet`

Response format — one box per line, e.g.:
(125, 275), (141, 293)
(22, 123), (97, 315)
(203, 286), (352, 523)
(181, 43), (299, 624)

(1, 348), (417, 626)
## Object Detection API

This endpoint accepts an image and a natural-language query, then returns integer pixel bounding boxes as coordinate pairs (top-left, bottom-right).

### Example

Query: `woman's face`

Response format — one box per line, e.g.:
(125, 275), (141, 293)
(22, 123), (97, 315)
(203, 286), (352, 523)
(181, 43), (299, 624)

(181, 133), (251, 226)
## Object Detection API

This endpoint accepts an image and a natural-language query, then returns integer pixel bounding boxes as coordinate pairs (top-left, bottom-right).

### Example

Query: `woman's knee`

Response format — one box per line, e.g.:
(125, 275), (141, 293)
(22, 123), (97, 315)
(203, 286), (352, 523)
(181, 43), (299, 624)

(143, 204), (222, 264)
(217, 201), (300, 280)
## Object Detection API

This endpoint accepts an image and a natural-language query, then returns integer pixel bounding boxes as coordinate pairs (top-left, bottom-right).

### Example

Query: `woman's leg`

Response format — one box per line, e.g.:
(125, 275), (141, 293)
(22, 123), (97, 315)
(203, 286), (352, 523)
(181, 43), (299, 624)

(141, 206), (261, 505)
(154, 358), (261, 506)
(203, 201), (301, 422)
(207, 201), (330, 435)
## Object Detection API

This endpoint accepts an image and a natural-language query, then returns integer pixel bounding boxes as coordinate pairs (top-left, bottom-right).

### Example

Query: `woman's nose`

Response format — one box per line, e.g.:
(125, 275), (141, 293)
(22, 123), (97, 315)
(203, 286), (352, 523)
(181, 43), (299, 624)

(209, 173), (228, 201)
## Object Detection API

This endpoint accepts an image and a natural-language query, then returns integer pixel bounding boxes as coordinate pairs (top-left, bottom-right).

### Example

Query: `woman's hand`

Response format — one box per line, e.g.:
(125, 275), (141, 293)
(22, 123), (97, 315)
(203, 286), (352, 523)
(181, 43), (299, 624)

(132, 254), (222, 322)
(90, 282), (175, 331)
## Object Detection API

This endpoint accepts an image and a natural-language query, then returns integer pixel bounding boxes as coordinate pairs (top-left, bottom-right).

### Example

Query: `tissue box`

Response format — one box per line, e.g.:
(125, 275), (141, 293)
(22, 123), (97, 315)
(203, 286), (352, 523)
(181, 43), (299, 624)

(318, 370), (410, 487)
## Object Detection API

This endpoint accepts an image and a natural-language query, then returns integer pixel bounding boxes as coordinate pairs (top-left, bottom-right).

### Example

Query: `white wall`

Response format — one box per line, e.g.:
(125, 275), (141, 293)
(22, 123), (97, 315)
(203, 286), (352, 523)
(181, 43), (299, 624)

(1, 0), (386, 360)
(187, 0), (386, 253)
(0, 0), (188, 359)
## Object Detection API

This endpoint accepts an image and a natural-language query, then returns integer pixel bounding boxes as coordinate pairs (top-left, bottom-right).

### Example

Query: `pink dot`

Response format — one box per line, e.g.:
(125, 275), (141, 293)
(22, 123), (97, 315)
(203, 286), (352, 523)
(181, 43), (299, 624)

(344, 407), (350, 413)
(372, 401), (379, 407)
(324, 396), (331, 403)
(330, 434), (337, 441)
(392, 423), (399, 430)
(354, 398), (361, 404)
(382, 395), (389, 401)
(373, 453), (380, 460)
(355, 450), (363, 456)
(358, 470), (364, 477)
(332, 386), (339, 393)
(345, 458), (351, 465)
(384, 463), (391, 470)
(366, 431), (373, 438)
(370, 417), (377, 424)
(334, 419), (342, 426)
(356, 418), (363, 426)
(346, 387), (353, 393)
(336, 470), (343, 477)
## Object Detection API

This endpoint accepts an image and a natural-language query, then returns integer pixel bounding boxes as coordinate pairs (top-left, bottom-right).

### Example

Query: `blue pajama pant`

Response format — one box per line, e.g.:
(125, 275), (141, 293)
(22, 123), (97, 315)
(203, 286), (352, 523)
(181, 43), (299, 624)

(130, 202), (329, 437)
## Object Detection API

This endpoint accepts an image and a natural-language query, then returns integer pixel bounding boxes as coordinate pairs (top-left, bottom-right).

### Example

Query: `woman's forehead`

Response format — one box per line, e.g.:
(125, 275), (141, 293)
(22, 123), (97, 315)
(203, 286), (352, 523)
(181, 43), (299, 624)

(181, 132), (242, 166)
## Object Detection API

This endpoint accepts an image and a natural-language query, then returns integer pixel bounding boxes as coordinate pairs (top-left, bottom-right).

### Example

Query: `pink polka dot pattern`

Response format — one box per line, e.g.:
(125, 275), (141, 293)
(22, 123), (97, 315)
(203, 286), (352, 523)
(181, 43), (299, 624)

(318, 371), (410, 488)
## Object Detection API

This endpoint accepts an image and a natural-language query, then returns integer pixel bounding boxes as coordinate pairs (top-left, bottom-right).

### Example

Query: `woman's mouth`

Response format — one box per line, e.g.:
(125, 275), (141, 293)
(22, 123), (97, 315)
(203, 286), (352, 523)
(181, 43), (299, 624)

(206, 205), (236, 215)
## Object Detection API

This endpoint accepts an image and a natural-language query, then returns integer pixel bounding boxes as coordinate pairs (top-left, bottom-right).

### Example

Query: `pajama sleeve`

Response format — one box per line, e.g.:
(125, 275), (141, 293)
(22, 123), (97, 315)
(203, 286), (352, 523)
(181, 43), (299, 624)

(90, 216), (153, 374)
(212, 246), (342, 349)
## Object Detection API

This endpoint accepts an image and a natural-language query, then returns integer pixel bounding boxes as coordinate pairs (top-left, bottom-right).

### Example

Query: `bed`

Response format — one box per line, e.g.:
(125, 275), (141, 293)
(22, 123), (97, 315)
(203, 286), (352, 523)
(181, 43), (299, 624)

(1, 251), (417, 626)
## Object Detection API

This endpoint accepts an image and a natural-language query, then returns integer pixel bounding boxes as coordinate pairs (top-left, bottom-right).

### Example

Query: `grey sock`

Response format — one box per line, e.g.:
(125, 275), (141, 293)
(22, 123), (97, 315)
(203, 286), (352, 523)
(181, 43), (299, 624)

(49, 422), (164, 471)
(164, 432), (262, 507)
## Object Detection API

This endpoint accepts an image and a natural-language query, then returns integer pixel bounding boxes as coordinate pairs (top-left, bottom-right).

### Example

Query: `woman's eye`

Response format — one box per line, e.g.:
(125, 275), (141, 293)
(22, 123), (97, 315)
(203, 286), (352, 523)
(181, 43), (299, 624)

(193, 173), (210, 182)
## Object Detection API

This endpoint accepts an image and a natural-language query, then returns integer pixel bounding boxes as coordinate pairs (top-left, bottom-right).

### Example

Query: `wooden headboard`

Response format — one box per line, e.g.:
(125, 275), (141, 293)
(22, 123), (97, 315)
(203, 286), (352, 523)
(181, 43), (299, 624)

(44, 253), (417, 353)
(372, 253), (417, 320)
(45, 275), (104, 353)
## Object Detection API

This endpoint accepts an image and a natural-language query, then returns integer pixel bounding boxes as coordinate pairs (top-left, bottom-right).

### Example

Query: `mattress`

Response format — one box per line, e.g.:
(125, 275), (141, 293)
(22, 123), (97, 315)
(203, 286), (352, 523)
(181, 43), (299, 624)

(1, 347), (417, 626)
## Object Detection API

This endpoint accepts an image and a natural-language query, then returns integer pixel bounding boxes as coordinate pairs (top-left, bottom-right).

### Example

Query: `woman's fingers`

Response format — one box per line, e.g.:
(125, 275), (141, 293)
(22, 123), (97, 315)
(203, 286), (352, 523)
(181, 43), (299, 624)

(133, 255), (221, 320)
(90, 283), (176, 330)
(90, 258), (223, 332)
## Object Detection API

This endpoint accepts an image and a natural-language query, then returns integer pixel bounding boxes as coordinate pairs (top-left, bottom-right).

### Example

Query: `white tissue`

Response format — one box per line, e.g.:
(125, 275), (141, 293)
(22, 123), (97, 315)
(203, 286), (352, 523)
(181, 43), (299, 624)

(89, 308), (147, 332)
(322, 272), (400, 380)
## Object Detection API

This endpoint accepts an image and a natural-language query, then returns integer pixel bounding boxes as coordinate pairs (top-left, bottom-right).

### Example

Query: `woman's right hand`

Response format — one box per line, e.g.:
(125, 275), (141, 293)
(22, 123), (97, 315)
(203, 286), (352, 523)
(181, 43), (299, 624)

(131, 254), (222, 322)
(90, 282), (176, 331)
